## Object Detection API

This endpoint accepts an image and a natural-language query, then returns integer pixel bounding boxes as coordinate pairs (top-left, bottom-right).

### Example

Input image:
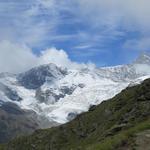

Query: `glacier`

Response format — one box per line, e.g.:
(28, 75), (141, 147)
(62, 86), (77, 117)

(0, 53), (150, 125)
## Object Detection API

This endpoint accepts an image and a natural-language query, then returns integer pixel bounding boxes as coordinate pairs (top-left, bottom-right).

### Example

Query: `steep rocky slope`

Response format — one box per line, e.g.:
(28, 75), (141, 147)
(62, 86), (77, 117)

(2, 78), (150, 150)
(0, 102), (40, 143)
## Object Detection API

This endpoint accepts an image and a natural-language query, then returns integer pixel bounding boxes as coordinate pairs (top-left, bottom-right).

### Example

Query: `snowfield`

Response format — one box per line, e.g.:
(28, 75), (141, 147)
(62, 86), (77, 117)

(0, 53), (150, 124)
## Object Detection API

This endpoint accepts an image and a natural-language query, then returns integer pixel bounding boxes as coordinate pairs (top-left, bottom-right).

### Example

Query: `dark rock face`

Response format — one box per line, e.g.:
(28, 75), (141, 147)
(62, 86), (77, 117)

(0, 102), (59, 144)
(0, 83), (22, 102)
(18, 64), (67, 89)
(0, 102), (40, 143)
(89, 105), (97, 111)
(35, 85), (77, 104)
(78, 83), (85, 88)
(4, 88), (22, 102)
(67, 112), (77, 121)
(60, 85), (77, 95)
(1, 103), (24, 115)
(0, 100), (4, 105)
(35, 88), (65, 104)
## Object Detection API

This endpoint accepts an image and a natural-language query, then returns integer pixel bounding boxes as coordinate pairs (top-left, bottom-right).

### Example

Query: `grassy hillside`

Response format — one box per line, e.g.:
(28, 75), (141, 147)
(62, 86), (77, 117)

(1, 79), (150, 150)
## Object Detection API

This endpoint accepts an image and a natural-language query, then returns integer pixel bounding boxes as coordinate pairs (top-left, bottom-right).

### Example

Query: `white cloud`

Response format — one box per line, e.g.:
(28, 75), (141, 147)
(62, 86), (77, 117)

(74, 44), (93, 50)
(0, 40), (94, 73)
(39, 48), (89, 69)
(74, 0), (150, 51)
(0, 40), (37, 73)
(77, 0), (150, 33)
(0, 0), (150, 50)
(39, 48), (71, 67)
(0, 0), (59, 47)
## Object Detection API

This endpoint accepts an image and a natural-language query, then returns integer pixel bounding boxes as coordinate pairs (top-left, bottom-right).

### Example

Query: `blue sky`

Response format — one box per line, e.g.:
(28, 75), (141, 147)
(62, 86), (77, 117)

(0, 0), (150, 72)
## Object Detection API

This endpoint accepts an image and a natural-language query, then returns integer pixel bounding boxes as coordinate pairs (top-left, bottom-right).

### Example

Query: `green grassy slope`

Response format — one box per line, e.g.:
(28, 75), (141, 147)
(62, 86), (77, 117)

(2, 79), (150, 150)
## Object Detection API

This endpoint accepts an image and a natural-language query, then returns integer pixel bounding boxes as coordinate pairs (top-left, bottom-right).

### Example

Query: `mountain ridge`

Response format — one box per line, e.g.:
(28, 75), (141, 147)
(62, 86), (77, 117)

(0, 53), (150, 143)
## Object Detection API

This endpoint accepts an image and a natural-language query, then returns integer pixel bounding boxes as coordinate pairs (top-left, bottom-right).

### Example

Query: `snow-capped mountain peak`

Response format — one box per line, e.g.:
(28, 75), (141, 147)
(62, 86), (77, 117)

(17, 63), (68, 89)
(0, 54), (150, 124)
(134, 52), (150, 64)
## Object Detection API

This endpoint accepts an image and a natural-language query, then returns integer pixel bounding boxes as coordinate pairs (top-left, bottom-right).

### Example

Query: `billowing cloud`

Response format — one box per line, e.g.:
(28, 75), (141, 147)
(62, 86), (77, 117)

(0, 40), (37, 73)
(39, 48), (96, 69)
(0, 41), (94, 73)
(39, 48), (80, 69)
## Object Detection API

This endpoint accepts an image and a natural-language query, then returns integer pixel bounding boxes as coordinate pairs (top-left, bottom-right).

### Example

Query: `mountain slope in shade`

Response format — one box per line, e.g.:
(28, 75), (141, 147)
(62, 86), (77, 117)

(0, 102), (39, 143)
(2, 78), (150, 150)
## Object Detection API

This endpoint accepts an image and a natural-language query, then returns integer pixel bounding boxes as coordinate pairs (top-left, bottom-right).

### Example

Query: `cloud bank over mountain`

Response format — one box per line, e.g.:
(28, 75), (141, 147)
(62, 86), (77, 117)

(0, 41), (37, 73)
(0, 40), (95, 73)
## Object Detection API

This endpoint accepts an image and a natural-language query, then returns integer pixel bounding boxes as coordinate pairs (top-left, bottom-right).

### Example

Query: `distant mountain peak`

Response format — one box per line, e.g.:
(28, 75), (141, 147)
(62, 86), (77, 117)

(17, 63), (67, 89)
(134, 52), (150, 64)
